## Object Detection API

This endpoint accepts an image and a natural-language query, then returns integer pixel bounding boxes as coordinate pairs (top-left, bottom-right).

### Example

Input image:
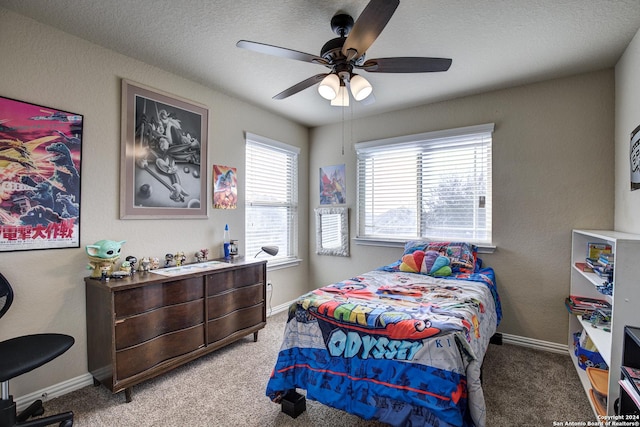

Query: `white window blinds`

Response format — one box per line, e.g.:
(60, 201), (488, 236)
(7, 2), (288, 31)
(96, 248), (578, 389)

(245, 133), (299, 262)
(356, 124), (493, 244)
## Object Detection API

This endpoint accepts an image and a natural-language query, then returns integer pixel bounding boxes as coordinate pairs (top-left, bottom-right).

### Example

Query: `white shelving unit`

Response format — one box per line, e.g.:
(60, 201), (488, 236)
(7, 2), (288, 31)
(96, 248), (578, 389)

(569, 230), (640, 416)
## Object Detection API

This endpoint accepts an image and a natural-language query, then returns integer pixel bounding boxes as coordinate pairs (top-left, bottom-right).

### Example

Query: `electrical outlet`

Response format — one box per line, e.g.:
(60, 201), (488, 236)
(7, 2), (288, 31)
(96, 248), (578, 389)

(267, 281), (273, 292)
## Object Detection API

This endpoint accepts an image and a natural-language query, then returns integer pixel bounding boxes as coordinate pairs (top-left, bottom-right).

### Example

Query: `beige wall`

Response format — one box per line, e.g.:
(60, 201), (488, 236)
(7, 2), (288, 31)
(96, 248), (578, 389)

(0, 9), (310, 397)
(615, 27), (640, 233)
(309, 70), (615, 344)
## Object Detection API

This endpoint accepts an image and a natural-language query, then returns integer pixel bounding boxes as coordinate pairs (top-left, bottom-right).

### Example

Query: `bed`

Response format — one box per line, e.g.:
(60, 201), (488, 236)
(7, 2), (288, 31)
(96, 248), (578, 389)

(265, 241), (502, 427)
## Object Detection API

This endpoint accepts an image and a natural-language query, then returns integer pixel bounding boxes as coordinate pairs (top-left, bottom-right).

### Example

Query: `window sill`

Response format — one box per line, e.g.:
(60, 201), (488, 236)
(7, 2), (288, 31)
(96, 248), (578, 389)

(265, 258), (302, 271)
(353, 237), (496, 254)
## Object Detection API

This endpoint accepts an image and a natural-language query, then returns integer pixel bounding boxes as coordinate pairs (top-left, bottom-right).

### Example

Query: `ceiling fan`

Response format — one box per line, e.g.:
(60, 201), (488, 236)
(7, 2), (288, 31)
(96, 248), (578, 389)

(236, 0), (452, 106)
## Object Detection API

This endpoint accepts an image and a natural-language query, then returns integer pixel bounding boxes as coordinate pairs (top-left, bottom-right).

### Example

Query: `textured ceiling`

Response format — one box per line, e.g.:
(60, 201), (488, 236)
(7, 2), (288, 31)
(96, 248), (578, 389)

(2, 0), (640, 127)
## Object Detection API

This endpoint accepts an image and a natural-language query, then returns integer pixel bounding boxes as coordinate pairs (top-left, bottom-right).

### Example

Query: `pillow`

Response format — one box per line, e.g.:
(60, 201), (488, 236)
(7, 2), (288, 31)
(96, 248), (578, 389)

(398, 249), (452, 276)
(402, 240), (477, 273)
(399, 250), (425, 273)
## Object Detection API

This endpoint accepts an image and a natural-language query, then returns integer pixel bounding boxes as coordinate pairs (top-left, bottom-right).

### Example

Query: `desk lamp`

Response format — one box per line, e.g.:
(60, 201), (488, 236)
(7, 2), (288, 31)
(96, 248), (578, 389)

(255, 246), (279, 258)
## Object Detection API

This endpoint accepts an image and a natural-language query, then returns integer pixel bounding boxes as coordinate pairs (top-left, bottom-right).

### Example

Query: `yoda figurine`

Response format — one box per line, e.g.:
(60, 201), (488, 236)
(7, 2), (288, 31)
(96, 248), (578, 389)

(86, 239), (126, 278)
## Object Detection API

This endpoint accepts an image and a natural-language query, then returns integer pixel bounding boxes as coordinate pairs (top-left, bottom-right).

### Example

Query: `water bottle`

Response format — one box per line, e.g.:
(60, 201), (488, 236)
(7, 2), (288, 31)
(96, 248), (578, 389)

(223, 224), (230, 259)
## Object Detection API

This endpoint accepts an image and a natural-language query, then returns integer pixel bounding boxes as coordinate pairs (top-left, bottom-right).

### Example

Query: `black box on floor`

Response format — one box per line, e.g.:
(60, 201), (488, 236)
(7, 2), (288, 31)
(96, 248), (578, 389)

(281, 390), (306, 418)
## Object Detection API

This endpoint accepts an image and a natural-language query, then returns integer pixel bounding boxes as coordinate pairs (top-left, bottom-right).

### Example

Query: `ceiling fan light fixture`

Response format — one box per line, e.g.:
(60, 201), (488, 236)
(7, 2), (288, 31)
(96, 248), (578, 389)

(318, 74), (340, 100)
(330, 85), (350, 106)
(350, 74), (373, 101)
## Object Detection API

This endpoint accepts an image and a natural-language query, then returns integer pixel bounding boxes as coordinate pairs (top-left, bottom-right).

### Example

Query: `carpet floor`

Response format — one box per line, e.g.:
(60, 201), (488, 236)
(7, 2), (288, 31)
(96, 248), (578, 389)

(31, 310), (595, 426)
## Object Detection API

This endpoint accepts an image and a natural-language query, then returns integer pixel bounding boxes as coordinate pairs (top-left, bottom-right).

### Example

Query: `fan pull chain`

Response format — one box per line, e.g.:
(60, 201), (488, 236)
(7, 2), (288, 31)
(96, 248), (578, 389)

(350, 102), (354, 154)
(342, 104), (345, 156)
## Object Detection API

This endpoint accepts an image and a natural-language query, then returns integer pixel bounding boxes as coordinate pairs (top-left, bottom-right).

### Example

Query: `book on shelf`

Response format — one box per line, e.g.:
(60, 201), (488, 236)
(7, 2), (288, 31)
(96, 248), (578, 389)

(622, 366), (640, 397)
(587, 242), (612, 259)
(586, 258), (600, 269)
(565, 299), (608, 316)
(575, 262), (594, 272)
(593, 266), (613, 279)
(619, 378), (640, 408)
(569, 295), (611, 309)
(565, 298), (589, 315)
(598, 253), (615, 264)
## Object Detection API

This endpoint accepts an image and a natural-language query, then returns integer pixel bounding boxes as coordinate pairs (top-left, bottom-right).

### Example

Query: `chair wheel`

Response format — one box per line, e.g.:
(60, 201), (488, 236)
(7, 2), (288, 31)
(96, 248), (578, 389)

(33, 406), (45, 417)
(59, 420), (73, 427)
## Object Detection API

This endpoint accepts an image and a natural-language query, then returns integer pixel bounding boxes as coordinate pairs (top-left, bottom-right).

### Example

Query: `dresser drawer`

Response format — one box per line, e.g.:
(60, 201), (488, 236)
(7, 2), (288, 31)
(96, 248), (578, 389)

(115, 299), (204, 350)
(206, 264), (264, 295)
(115, 324), (204, 380)
(207, 283), (264, 320)
(114, 277), (204, 317)
(207, 304), (264, 344)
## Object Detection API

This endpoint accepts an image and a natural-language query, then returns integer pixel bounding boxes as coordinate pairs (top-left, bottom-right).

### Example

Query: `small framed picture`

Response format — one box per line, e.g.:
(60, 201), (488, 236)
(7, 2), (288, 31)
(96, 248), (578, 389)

(320, 164), (346, 205)
(213, 165), (237, 209)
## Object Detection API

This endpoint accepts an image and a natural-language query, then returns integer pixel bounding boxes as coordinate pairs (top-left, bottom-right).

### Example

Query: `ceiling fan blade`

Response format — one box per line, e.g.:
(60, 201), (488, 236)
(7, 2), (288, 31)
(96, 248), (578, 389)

(273, 74), (329, 100)
(359, 57), (452, 73)
(342, 0), (400, 61)
(237, 40), (329, 66)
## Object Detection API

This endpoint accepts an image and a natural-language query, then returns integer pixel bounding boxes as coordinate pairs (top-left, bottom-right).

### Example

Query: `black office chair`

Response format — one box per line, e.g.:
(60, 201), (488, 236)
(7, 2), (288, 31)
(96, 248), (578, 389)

(0, 272), (74, 427)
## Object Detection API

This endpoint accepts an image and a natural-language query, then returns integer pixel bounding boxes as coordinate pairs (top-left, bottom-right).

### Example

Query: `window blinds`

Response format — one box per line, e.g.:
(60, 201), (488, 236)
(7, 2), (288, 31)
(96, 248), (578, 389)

(355, 124), (493, 243)
(245, 133), (299, 261)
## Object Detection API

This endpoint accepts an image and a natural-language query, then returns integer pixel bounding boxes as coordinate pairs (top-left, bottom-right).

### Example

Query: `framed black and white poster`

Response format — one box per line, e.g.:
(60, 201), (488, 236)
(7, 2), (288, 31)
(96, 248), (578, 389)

(0, 95), (83, 252)
(120, 79), (209, 218)
(631, 124), (640, 191)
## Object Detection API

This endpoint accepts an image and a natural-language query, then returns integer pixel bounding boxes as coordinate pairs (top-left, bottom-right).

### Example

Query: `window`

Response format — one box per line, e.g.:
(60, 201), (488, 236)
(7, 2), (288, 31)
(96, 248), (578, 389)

(245, 133), (299, 265)
(356, 123), (493, 244)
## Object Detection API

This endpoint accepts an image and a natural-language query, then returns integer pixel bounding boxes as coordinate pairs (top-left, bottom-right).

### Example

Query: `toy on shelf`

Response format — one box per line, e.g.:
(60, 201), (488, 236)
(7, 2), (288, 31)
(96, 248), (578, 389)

(139, 257), (151, 273)
(175, 251), (186, 266)
(165, 253), (174, 268)
(229, 240), (239, 257)
(125, 256), (138, 273)
(195, 249), (208, 262)
(119, 261), (132, 275)
(86, 240), (126, 278)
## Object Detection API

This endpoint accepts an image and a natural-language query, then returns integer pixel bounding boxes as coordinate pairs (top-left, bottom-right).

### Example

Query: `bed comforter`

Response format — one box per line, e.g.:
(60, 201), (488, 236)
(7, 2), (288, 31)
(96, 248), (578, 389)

(266, 268), (501, 427)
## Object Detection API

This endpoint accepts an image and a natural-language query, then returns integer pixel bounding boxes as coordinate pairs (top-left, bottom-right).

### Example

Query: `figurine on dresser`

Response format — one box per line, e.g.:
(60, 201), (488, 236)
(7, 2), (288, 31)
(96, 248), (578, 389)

(85, 240), (126, 278)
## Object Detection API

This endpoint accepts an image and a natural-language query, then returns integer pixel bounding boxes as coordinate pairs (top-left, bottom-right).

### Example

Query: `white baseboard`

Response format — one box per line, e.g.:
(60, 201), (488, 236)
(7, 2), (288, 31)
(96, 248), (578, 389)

(15, 373), (94, 412)
(500, 332), (569, 355)
(267, 299), (296, 317)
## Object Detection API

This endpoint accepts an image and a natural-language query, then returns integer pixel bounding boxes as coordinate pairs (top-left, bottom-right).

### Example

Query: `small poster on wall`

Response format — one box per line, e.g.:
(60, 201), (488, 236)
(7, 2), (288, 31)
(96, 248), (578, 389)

(0, 95), (83, 252)
(213, 164), (237, 209)
(320, 164), (346, 205)
(631, 124), (640, 191)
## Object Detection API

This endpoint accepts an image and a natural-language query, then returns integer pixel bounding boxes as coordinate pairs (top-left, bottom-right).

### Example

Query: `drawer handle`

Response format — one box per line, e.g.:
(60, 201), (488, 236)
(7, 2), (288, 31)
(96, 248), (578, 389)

(115, 319), (126, 324)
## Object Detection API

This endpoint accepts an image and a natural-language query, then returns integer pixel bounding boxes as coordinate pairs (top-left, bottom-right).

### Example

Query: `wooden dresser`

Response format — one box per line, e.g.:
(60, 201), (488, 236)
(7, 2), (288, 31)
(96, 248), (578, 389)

(85, 257), (266, 401)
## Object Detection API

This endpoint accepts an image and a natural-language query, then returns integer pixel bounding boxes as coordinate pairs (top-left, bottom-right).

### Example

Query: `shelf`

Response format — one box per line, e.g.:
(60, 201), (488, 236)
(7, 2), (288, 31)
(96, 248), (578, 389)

(570, 230), (640, 415)
(572, 265), (613, 304)
(577, 316), (611, 366)
(573, 265), (610, 289)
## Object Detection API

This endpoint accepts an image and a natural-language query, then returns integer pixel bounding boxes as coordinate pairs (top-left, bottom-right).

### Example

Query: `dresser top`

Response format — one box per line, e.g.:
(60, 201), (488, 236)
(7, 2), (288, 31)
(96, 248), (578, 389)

(84, 257), (266, 291)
